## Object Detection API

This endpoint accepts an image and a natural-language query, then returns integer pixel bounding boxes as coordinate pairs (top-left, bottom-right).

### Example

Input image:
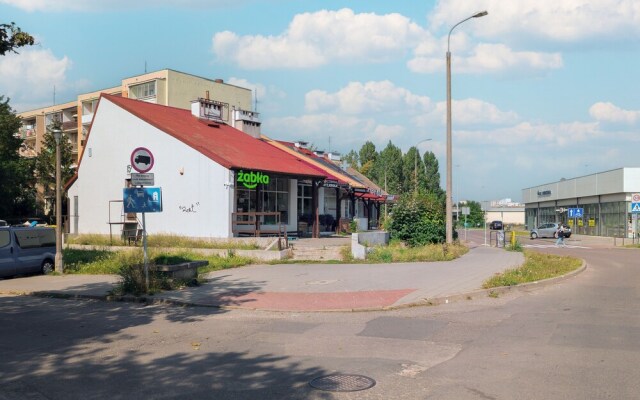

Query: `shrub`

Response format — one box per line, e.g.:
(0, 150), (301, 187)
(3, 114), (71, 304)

(389, 192), (455, 246)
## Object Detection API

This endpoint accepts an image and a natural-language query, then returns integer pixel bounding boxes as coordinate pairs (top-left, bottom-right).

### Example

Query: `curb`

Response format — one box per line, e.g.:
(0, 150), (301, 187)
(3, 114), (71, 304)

(2, 260), (588, 313)
(391, 259), (588, 309)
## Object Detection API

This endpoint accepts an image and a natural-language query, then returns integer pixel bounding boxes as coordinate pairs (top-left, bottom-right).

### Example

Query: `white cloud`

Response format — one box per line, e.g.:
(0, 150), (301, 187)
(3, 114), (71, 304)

(212, 8), (426, 69)
(429, 0), (640, 43)
(409, 39), (562, 74)
(1, 0), (240, 11)
(416, 98), (519, 127)
(589, 102), (640, 124)
(0, 48), (71, 111)
(305, 80), (432, 115)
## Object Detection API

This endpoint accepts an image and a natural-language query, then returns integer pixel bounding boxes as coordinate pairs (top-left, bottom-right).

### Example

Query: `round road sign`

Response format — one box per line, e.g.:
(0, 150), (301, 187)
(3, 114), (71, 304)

(131, 147), (154, 173)
(633, 193), (640, 202)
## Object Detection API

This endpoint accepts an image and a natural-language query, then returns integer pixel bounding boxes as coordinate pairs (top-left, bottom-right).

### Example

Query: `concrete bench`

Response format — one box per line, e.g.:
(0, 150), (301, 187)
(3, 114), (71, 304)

(152, 260), (208, 281)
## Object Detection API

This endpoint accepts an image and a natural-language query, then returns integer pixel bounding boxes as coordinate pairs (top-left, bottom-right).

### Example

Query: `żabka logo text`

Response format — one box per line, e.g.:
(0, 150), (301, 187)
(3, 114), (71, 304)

(237, 170), (270, 189)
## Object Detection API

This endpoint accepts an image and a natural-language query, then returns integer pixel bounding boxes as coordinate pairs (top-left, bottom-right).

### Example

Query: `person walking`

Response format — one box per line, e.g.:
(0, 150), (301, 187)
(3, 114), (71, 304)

(555, 225), (566, 247)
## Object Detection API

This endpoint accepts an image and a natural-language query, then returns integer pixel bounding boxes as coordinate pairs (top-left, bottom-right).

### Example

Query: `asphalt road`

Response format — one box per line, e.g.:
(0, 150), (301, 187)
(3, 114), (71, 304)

(1, 240), (638, 399)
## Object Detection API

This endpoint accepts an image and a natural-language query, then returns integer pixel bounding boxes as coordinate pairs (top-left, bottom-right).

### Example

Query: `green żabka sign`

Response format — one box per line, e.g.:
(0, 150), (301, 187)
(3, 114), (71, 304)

(237, 170), (270, 189)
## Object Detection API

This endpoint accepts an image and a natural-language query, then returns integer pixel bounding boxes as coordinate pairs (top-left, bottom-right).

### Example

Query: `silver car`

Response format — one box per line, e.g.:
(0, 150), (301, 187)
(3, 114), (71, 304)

(530, 223), (571, 239)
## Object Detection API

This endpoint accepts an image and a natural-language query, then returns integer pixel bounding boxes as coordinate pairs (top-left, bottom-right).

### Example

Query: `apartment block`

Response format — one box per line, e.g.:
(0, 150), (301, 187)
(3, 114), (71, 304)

(17, 69), (253, 163)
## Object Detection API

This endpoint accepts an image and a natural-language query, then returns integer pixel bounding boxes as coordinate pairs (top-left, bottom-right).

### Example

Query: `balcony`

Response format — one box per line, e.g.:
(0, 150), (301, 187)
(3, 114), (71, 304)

(18, 127), (36, 140)
(62, 121), (78, 131)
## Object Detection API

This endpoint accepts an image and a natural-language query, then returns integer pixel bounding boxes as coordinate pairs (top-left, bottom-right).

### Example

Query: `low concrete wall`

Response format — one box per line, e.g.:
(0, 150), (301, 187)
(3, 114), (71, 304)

(68, 244), (291, 261)
(351, 231), (390, 260)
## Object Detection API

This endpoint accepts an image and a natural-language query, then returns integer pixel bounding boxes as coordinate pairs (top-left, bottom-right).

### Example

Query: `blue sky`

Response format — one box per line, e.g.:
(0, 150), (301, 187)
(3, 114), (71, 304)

(2, 0), (639, 202)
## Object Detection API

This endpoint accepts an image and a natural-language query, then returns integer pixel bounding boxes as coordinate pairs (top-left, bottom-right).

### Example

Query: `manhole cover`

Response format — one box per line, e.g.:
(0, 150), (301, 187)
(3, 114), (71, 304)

(309, 374), (376, 392)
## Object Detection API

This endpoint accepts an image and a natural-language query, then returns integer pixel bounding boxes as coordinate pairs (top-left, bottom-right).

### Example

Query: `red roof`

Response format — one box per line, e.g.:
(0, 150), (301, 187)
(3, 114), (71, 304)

(99, 94), (326, 179)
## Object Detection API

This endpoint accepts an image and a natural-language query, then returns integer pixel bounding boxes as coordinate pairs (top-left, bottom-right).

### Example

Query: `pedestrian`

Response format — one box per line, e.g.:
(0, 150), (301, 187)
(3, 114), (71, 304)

(555, 225), (566, 247)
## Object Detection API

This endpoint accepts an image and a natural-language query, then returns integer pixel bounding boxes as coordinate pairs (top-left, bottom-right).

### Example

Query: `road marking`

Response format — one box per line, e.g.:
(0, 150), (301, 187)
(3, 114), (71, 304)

(523, 244), (590, 249)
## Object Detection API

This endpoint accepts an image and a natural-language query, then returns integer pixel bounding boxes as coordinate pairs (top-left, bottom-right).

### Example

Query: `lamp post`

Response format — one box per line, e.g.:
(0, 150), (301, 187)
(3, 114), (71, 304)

(446, 10), (488, 244)
(52, 128), (64, 274)
(414, 138), (432, 192)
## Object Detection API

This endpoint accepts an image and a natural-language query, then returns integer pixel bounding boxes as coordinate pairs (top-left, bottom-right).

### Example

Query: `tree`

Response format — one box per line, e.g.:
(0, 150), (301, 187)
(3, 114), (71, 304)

(342, 150), (359, 170)
(34, 119), (75, 220)
(423, 151), (444, 199)
(464, 200), (485, 227)
(358, 141), (377, 168)
(402, 146), (424, 194)
(0, 22), (35, 56)
(372, 141), (403, 194)
(0, 96), (36, 218)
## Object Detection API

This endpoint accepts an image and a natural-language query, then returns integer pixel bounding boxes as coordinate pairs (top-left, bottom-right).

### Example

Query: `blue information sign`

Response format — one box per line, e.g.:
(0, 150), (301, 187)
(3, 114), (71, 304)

(632, 203), (640, 213)
(123, 187), (163, 213)
(567, 208), (584, 218)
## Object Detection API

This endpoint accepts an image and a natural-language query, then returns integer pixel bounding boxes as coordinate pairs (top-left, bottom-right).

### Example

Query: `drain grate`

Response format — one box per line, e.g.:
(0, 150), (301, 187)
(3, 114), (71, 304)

(309, 374), (376, 392)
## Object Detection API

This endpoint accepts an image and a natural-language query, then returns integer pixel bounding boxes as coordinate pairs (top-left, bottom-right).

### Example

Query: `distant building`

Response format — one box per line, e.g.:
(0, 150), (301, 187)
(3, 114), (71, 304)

(17, 69), (252, 164)
(522, 168), (640, 238)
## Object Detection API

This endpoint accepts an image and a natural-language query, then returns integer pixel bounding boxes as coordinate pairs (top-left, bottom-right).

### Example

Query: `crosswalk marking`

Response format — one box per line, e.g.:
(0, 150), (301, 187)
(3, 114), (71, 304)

(523, 244), (590, 249)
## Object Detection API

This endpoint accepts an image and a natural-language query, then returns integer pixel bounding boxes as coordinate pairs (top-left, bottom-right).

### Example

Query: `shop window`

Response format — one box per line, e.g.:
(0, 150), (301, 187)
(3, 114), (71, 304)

(297, 182), (312, 220)
(236, 188), (257, 220)
(262, 177), (289, 224)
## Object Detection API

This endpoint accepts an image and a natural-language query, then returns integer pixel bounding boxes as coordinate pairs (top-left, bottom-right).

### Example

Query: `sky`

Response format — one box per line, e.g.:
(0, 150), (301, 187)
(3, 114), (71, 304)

(1, 0), (639, 202)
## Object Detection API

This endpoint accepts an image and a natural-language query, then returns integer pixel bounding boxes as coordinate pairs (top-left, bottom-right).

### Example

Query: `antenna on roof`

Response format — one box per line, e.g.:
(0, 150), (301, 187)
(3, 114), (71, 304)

(144, 61), (147, 73)
(254, 88), (258, 112)
(53, 85), (56, 105)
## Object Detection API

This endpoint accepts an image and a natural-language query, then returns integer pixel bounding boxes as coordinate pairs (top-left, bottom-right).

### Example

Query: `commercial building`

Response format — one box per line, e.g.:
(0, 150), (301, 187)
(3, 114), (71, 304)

(522, 168), (640, 238)
(67, 94), (386, 239)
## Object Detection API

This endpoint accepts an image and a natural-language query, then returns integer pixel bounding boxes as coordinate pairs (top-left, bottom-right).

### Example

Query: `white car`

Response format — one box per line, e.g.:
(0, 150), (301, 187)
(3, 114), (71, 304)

(530, 223), (571, 239)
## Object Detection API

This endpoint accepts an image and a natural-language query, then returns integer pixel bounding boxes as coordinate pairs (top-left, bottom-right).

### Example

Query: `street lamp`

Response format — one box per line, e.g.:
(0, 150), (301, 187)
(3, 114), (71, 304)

(446, 10), (488, 244)
(414, 138), (432, 192)
(52, 128), (64, 274)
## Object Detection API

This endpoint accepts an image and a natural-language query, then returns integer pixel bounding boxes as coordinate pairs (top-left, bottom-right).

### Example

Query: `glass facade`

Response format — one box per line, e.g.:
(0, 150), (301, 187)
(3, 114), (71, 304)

(235, 174), (289, 225)
(526, 201), (630, 237)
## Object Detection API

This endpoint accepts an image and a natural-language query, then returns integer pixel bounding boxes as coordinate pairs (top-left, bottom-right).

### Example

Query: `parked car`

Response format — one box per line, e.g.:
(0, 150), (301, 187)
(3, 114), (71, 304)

(0, 226), (56, 278)
(530, 223), (572, 239)
(0, 220), (7, 226)
(489, 220), (503, 230)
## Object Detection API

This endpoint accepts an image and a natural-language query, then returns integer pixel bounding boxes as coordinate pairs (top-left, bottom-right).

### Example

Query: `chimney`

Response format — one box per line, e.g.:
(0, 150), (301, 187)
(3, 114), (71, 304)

(191, 97), (225, 122)
(231, 107), (262, 139)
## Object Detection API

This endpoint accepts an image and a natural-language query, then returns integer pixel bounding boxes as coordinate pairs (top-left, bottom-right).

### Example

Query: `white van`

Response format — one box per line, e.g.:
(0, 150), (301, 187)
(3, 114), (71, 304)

(0, 227), (56, 278)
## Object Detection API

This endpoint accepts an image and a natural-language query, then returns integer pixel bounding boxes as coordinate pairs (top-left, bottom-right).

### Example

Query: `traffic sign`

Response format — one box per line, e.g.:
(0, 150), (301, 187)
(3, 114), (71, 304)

(131, 173), (154, 186)
(568, 208), (584, 218)
(633, 193), (640, 202)
(632, 203), (640, 213)
(123, 187), (162, 213)
(130, 147), (154, 173)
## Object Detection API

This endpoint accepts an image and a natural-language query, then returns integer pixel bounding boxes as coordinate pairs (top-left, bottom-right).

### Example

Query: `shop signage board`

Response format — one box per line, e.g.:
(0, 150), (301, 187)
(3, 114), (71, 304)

(123, 187), (163, 213)
(322, 180), (340, 188)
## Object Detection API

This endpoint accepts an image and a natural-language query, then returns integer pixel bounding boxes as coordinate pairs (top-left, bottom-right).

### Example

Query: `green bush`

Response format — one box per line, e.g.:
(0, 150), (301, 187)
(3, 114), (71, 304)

(389, 193), (455, 246)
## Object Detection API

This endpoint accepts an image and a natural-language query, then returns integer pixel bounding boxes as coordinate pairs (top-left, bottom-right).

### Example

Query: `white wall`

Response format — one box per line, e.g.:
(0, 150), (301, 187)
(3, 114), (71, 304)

(68, 98), (232, 238)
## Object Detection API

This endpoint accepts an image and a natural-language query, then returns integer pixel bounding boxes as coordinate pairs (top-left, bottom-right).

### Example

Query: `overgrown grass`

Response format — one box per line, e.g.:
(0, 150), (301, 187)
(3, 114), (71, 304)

(63, 248), (254, 275)
(483, 250), (582, 288)
(66, 234), (261, 250)
(342, 241), (469, 263)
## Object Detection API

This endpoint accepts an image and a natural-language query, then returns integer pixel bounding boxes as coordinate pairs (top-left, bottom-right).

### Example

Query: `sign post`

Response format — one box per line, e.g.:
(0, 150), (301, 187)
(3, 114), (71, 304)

(127, 147), (159, 291)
